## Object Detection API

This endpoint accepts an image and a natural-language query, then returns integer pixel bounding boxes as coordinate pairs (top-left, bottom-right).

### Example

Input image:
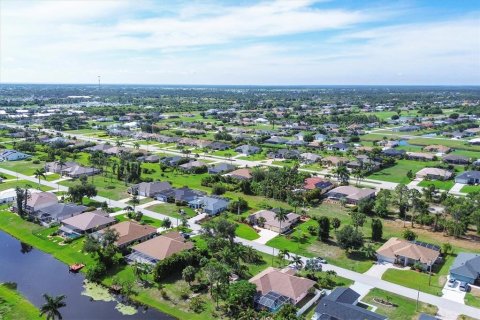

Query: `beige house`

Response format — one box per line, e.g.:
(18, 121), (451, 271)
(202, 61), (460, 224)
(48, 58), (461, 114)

(127, 231), (193, 264)
(250, 267), (316, 307)
(60, 210), (115, 238)
(97, 221), (157, 248)
(325, 186), (376, 204)
(416, 168), (453, 180)
(248, 210), (300, 233)
(376, 237), (441, 270)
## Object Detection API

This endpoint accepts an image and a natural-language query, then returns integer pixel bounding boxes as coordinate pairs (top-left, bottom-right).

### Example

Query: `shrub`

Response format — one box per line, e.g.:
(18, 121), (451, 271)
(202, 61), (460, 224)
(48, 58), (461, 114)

(32, 159), (40, 164)
(189, 296), (206, 313)
(402, 229), (417, 241)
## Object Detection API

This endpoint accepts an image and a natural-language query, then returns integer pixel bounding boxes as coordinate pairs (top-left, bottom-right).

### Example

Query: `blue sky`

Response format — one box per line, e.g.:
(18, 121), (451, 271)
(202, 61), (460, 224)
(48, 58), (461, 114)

(1, 0), (479, 85)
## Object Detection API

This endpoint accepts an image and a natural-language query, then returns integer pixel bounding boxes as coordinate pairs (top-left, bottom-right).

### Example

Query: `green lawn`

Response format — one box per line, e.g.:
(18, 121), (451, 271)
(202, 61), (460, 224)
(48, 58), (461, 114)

(418, 179), (455, 191)
(115, 214), (163, 228)
(235, 223), (260, 240)
(146, 202), (197, 219)
(465, 292), (480, 308)
(45, 173), (61, 181)
(382, 253), (456, 296)
(362, 288), (438, 320)
(59, 176), (130, 200)
(0, 160), (44, 176)
(0, 283), (44, 320)
(461, 185), (480, 194)
(368, 159), (440, 184)
(210, 149), (238, 157)
(408, 137), (480, 152)
(237, 152), (268, 161)
(0, 180), (53, 192)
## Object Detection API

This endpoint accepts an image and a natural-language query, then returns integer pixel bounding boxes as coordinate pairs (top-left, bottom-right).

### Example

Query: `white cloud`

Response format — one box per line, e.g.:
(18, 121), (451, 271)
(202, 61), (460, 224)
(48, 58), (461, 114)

(0, 0), (478, 84)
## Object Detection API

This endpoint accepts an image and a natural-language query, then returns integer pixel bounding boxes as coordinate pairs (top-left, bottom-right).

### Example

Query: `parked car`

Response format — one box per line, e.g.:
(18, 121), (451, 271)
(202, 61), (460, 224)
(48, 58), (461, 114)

(459, 281), (469, 292)
(316, 257), (327, 264)
(447, 278), (456, 288)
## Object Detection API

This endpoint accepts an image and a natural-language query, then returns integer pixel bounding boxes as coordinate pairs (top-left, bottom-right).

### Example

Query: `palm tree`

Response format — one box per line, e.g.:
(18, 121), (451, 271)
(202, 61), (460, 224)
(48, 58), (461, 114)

(292, 255), (303, 269)
(332, 165), (350, 185)
(115, 139), (123, 147)
(274, 208), (289, 235)
(34, 168), (46, 188)
(363, 244), (376, 259)
(40, 294), (66, 320)
(278, 249), (290, 266)
(133, 142), (140, 150)
(57, 158), (66, 177)
(408, 189), (422, 228)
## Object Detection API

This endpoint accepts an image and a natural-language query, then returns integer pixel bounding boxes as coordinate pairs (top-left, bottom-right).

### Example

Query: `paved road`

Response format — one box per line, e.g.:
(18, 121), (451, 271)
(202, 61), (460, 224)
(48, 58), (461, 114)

(236, 238), (480, 319)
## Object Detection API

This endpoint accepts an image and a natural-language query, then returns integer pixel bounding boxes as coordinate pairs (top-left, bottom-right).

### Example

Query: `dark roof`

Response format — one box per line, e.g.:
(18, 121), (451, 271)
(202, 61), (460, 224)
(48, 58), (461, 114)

(208, 163), (236, 174)
(315, 287), (386, 320)
(450, 253), (480, 279)
(456, 171), (480, 180)
(382, 149), (406, 156)
(38, 203), (87, 220)
(418, 314), (439, 320)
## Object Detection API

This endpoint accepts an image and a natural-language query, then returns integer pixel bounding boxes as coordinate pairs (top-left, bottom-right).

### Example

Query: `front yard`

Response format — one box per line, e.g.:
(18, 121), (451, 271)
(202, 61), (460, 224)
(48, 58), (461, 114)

(146, 202), (197, 219)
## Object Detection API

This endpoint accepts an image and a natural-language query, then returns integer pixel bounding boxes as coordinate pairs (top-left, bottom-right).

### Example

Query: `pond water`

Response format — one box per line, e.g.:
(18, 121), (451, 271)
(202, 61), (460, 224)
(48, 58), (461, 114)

(0, 230), (174, 320)
(398, 140), (410, 146)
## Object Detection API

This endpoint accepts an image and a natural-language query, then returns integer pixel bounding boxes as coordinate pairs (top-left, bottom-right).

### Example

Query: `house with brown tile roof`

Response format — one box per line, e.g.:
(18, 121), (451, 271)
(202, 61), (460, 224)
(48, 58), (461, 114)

(97, 221), (157, 248)
(376, 237), (441, 270)
(12, 191), (58, 214)
(223, 168), (252, 180)
(248, 210), (300, 233)
(126, 231), (193, 264)
(416, 168), (453, 181)
(423, 145), (451, 154)
(60, 210), (115, 238)
(249, 267), (315, 310)
(325, 186), (376, 205)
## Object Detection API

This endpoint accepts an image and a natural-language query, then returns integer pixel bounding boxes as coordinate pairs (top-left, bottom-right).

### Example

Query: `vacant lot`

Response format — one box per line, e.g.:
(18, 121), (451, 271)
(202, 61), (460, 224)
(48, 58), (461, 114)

(418, 179), (455, 191)
(368, 159), (439, 183)
(0, 160), (44, 176)
(60, 176), (130, 200)
(115, 214), (163, 228)
(146, 202), (197, 219)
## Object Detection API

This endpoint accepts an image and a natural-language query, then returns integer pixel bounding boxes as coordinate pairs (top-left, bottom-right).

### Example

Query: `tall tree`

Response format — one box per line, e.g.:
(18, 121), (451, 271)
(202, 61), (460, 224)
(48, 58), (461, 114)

(34, 168), (46, 188)
(40, 294), (66, 320)
(317, 216), (330, 242)
(274, 208), (289, 234)
(393, 184), (410, 227)
(371, 218), (383, 242)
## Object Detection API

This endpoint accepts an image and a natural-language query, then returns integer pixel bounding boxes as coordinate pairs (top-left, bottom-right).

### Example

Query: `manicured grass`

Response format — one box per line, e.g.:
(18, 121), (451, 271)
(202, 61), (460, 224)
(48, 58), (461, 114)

(451, 149), (480, 159)
(126, 197), (155, 206)
(0, 211), (95, 266)
(408, 137), (480, 152)
(418, 179), (455, 191)
(0, 160), (44, 176)
(210, 149), (238, 157)
(0, 180), (53, 192)
(465, 291), (480, 308)
(235, 223), (260, 240)
(362, 288), (438, 320)
(146, 202), (197, 219)
(382, 253), (456, 296)
(237, 152), (268, 161)
(45, 173), (61, 181)
(59, 176), (130, 200)
(115, 214), (163, 228)
(461, 185), (480, 194)
(0, 283), (44, 320)
(368, 159), (440, 184)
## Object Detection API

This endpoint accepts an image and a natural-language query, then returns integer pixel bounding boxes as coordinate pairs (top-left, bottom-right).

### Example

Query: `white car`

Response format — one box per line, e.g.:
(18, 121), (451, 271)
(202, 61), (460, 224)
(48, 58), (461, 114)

(447, 278), (456, 288)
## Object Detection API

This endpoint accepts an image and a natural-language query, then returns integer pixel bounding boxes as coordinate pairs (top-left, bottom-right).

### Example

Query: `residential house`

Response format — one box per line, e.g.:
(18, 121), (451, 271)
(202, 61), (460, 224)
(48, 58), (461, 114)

(382, 149), (406, 158)
(143, 155), (160, 163)
(327, 143), (349, 152)
(393, 125), (420, 132)
(0, 188), (40, 204)
(36, 203), (87, 224)
(416, 168), (453, 181)
(224, 168), (252, 180)
(60, 210), (115, 238)
(449, 253), (480, 284)
(313, 133), (327, 142)
(268, 149), (300, 159)
(443, 154), (470, 165)
(312, 287), (387, 320)
(132, 181), (172, 198)
(161, 156), (184, 166)
(126, 231), (193, 265)
(208, 163), (236, 175)
(455, 171), (480, 184)
(300, 153), (321, 164)
(189, 196), (229, 216)
(322, 156), (348, 167)
(45, 161), (100, 178)
(208, 141), (230, 151)
(235, 145), (261, 156)
(13, 191), (58, 214)
(376, 237), (441, 270)
(325, 186), (376, 205)
(423, 145), (451, 154)
(250, 267), (316, 312)
(248, 210), (300, 233)
(179, 160), (207, 172)
(406, 152), (436, 161)
(303, 177), (334, 194)
(96, 221), (157, 248)
(156, 187), (204, 204)
(264, 136), (288, 144)
(0, 150), (31, 161)
(286, 140), (306, 147)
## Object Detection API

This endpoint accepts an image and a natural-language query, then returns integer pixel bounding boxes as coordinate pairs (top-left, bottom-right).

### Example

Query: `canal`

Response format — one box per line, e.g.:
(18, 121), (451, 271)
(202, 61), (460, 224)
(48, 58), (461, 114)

(0, 230), (174, 320)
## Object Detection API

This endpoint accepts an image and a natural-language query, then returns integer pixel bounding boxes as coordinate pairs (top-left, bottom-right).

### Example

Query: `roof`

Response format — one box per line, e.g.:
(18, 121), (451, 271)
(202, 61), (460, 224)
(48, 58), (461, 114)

(416, 167), (453, 179)
(38, 203), (87, 220)
(225, 168), (252, 179)
(103, 221), (157, 246)
(209, 163), (236, 173)
(407, 152), (436, 160)
(443, 154), (470, 162)
(423, 145), (451, 153)
(27, 192), (58, 208)
(304, 177), (333, 190)
(249, 210), (300, 229)
(131, 231), (193, 261)
(450, 252), (480, 279)
(61, 211), (115, 231)
(179, 160), (206, 169)
(376, 237), (440, 264)
(315, 287), (387, 320)
(326, 186), (375, 201)
(455, 171), (480, 180)
(249, 267), (315, 301)
(135, 181), (172, 196)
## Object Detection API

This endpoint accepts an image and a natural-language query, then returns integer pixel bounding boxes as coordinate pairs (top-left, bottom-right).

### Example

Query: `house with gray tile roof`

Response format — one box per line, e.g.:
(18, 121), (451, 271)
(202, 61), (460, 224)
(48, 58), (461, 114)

(449, 253), (480, 284)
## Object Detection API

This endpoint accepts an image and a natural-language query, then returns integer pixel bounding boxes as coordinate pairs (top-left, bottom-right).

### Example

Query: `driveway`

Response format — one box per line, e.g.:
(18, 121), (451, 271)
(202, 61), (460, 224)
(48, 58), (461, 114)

(450, 183), (466, 195)
(350, 282), (373, 299)
(441, 276), (466, 304)
(364, 262), (393, 279)
(253, 228), (278, 245)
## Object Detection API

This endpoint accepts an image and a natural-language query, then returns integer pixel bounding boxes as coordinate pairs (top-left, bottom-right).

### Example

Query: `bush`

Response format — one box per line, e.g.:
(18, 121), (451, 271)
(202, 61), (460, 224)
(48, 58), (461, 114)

(211, 183), (226, 195)
(189, 296), (206, 313)
(85, 263), (106, 282)
(402, 229), (417, 241)
(32, 159), (40, 164)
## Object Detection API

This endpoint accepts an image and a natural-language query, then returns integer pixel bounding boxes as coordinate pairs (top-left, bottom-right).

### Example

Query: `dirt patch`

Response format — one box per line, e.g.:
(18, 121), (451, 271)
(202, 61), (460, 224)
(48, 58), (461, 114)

(383, 219), (480, 251)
